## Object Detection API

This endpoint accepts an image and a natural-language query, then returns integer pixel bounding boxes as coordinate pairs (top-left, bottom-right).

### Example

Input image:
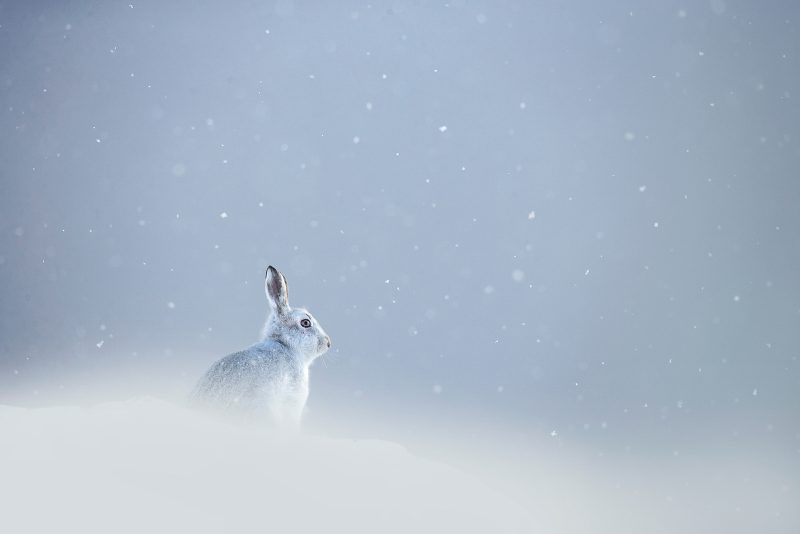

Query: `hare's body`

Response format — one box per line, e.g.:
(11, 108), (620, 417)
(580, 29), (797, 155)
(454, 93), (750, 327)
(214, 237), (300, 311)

(193, 340), (309, 422)
(192, 266), (330, 425)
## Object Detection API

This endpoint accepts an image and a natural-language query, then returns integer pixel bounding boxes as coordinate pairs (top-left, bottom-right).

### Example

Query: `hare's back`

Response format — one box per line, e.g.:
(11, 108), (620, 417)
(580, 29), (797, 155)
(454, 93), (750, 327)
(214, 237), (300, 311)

(193, 344), (288, 406)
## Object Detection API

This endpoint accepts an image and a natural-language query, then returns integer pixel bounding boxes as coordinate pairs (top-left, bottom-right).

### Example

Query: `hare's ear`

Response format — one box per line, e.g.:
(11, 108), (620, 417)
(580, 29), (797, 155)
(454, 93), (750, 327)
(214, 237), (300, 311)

(265, 266), (289, 315)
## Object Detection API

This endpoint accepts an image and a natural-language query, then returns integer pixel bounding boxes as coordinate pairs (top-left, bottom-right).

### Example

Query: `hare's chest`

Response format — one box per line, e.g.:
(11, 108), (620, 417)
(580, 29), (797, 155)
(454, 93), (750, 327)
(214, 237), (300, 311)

(261, 366), (309, 424)
(267, 366), (309, 403)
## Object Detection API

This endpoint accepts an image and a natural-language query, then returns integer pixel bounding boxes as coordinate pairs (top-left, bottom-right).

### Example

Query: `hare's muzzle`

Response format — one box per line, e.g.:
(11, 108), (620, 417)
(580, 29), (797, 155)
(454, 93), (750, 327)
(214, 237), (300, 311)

(325, 336), (331, 349)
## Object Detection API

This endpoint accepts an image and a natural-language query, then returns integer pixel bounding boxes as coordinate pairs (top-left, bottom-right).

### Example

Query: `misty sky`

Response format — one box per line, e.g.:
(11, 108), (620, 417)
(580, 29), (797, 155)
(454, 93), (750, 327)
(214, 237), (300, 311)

(1, 1), (799, 463)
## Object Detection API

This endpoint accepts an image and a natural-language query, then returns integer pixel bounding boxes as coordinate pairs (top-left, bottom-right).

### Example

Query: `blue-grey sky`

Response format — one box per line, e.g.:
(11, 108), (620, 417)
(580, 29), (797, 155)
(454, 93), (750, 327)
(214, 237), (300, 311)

(1, 1), (798, 463)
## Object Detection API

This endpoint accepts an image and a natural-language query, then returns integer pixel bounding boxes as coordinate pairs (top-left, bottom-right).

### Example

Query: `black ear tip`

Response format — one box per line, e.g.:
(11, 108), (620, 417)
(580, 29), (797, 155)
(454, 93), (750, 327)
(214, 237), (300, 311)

(266, 265), (277, 277)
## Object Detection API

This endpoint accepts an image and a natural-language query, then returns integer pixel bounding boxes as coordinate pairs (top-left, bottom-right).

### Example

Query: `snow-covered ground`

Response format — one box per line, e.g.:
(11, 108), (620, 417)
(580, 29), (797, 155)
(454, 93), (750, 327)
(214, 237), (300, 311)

(1, 398), (534, 533)
(1, 398), (796, 534)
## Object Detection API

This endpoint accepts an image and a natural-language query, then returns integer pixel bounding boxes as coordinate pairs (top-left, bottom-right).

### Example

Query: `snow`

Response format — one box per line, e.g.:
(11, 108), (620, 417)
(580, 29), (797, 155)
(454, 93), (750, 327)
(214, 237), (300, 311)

(0, 399), (532, 534)
(0, 398), (795, 534)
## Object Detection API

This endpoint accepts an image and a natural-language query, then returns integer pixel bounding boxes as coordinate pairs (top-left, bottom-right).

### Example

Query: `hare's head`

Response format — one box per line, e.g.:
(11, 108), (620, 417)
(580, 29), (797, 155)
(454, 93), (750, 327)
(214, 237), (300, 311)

(262, 266), (331, 362)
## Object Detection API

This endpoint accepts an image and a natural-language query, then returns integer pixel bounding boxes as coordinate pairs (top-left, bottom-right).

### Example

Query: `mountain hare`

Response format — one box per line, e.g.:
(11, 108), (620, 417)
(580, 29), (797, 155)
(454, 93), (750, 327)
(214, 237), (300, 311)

(192, 266), (331, 426)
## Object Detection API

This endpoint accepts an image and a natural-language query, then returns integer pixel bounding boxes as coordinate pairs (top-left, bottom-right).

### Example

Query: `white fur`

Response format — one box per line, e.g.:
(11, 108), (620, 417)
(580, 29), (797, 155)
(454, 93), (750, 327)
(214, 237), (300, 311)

(192, 266), (330, 426)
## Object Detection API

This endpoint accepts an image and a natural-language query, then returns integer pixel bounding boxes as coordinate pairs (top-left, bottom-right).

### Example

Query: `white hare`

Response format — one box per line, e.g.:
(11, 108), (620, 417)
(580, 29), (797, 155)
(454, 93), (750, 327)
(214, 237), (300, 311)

(192, 266), (331, 426)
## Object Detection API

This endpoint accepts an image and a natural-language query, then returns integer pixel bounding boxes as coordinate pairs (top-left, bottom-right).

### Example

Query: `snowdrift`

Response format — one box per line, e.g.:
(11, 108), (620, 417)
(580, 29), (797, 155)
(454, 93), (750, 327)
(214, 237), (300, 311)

(1, 398), (796, 534)
(0, 398), (533, 534)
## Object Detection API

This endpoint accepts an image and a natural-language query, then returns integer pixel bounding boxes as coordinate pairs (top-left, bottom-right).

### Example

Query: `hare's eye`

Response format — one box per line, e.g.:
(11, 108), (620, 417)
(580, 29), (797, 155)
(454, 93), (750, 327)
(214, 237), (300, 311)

(300, 318), (312, 328)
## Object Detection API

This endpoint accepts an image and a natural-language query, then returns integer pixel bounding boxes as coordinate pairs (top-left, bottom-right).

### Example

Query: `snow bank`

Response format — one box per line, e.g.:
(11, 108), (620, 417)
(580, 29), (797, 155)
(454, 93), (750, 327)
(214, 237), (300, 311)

(0, 398), (533, 534)
(1, 398), (796, 534)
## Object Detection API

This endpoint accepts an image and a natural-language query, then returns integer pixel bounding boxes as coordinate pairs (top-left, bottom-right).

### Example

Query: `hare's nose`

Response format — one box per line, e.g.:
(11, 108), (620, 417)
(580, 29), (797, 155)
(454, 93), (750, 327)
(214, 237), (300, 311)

(325, 336), (331, 348)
